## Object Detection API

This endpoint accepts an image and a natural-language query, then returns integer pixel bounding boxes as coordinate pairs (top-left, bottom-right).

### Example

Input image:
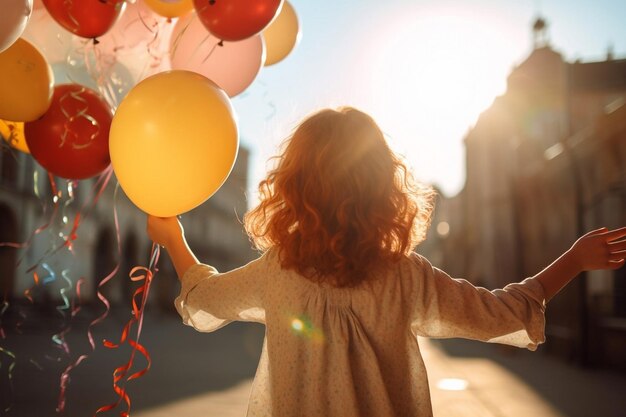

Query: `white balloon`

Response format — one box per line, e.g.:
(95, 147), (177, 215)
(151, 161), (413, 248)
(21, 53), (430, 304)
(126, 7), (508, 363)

(0, 0), (33, 53)
(21, 9), (72, 63)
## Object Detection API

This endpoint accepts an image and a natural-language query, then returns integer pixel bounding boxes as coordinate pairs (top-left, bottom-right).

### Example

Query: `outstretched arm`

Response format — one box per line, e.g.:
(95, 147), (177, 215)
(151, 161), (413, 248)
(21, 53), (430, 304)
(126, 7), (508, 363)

(534, 227), (626, 302)
(146, 215), (199, 280)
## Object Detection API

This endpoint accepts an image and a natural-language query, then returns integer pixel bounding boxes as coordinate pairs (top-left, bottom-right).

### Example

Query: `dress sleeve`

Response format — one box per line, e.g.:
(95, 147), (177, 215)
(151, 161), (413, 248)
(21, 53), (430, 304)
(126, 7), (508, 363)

(410, 253), (547, 351)
(174, 253), (267, 332)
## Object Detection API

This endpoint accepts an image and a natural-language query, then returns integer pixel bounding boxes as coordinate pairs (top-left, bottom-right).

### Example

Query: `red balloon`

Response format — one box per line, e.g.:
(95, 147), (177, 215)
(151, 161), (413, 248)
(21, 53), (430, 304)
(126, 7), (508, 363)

(193, 0), (283, 41)
(42, 0), (126, 39)
(25, 84), (113, 180)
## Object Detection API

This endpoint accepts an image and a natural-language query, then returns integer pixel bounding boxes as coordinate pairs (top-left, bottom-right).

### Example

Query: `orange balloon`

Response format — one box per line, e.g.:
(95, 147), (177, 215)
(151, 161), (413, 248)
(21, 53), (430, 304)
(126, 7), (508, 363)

(0, 38), (54, 122)
(262, 0), (300, 66)
(143, 0), (193, 18)
(110, 70), (239, 217)
(0, 120), (29, 153)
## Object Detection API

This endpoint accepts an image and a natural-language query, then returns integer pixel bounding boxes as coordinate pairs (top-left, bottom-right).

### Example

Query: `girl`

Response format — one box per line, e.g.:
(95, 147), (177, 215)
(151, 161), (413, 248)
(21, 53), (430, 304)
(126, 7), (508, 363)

(147, 107), (626, 417)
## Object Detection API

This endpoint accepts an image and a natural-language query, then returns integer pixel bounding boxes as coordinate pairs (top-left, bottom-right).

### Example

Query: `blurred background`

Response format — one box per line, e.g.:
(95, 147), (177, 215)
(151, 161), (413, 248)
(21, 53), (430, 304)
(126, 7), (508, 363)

(1, 0), (625, 416)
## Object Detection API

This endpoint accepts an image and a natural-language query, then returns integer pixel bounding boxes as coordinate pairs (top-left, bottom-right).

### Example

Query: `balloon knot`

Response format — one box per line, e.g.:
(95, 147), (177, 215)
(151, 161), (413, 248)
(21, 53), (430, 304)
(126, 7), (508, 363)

(218, 40), (224, 47)
(93, 38), (100, 45)
(209, 0), (216, 5)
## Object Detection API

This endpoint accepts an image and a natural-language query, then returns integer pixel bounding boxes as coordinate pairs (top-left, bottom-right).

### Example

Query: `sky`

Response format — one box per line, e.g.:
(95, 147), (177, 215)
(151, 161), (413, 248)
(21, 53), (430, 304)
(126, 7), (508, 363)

(232, 0), (626, 200)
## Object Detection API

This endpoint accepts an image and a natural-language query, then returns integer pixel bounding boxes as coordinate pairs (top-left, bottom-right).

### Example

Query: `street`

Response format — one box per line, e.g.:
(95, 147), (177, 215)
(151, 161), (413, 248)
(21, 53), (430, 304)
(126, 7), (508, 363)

(2, 306), (626, 416)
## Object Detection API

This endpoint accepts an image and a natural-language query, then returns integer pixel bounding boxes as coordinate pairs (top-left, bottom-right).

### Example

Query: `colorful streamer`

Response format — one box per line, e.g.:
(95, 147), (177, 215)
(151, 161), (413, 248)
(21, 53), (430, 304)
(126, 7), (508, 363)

(0, 173), (60, 264)
(0, 297), (16, 413)
(56, 179), (119, 413)
(95, 244), (160, 417)
(0, 345), (17, 413)
(56, 278), (88, 413)
(86, 181), (121, 351)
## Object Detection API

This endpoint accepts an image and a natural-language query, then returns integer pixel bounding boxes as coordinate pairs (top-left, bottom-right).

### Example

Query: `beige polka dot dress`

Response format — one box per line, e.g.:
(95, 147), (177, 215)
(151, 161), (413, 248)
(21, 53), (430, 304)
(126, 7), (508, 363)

(175, 249), (546, 417)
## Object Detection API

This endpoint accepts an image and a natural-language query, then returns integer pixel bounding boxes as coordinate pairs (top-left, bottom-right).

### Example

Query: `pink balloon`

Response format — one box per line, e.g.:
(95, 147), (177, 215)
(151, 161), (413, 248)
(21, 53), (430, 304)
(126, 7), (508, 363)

(98, 0), (173, 82)
(100, 1), (164, 51)
(0, 0), (33, 53)
(170, 13), (265, 97)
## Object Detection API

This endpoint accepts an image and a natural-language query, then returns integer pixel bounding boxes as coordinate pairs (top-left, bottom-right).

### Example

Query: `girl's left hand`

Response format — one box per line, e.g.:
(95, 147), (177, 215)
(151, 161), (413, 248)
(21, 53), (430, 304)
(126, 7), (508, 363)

(569, 226), (626, 271)
(146, 215), (184, 248)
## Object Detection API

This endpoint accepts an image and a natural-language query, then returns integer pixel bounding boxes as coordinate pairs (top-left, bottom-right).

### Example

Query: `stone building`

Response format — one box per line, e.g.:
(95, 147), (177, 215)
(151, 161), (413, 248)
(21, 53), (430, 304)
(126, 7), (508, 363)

(0, 142), (255, 313)
(421, 18), (626, 370)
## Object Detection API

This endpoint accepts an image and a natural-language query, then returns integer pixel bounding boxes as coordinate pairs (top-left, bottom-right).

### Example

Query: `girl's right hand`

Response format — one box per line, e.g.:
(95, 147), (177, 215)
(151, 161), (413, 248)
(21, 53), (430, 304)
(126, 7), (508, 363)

(146, 215), (184, 249)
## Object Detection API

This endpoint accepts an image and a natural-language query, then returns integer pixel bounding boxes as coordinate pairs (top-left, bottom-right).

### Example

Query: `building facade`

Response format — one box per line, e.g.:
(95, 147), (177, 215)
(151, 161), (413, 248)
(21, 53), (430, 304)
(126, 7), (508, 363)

(421, 20), (626, 370)
(0, 142), (256, 314)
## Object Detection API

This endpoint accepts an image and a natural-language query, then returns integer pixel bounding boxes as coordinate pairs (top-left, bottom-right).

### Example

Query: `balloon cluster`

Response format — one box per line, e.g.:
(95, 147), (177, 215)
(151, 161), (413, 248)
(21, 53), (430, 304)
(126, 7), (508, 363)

(0, 0), (302, 216)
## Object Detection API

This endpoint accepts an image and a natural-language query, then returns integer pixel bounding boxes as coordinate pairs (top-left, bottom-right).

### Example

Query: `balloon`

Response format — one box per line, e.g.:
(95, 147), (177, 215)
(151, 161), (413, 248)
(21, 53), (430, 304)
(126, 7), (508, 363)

(0, 38), (54, 122)
(25, 84), (112, 179)
(170, 13), (265, 97)
(0, 0), (33, 53)
(193, 0), (282, 41)
(22, 9), (73, 63)
(42, 0), (126, 39)
(144, 0), (194, 19)
(263, 0), (300, 66)
(0, 120), (30, 154)
(101, 1), (170, 51)
(97, 0), (174, 83)
(110, 70), (239, 217)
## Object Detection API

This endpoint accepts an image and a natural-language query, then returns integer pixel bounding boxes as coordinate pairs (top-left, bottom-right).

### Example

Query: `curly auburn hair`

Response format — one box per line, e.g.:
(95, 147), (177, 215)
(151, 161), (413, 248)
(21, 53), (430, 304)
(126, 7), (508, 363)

(244, 107), (435, 287)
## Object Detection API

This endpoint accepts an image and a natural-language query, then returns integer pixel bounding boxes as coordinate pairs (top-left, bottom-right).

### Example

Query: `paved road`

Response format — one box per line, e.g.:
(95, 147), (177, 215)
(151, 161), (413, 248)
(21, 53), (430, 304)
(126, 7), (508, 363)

(133, 337), (626, 417)
(2, 306), (626, 416)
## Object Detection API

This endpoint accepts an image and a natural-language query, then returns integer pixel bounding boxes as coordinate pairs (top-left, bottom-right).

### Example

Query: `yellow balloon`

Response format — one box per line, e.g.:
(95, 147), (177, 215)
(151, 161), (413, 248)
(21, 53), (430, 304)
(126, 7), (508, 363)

(110, 70), (239, 217)
(0, 38), (54, 122)
(143, 0), (193, 18)
(0, 120), (29, 154)
(263, 1), (300, 66)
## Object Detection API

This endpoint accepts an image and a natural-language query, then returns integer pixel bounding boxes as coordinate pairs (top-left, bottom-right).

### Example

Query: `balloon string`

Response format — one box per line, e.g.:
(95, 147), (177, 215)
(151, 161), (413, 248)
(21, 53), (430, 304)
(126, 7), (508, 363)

(94, 244), (159, 417)
(59, 87), (101, 150)
(17, 272), (41, 336)
(169, 13), (193, 59)
(51, 269), (73, 356)
(39, 262), (65, 357)
(24, 271), (40, 304)
(60, 180), (77, 254)
(0, 299), (8, 341)
(25, 167), (112, 274)
(4, 168), (113, 413)
(56, 173), (115, 412)
(84, 42), (113, 109)
(1, 172), (60, 268)
(56, 278), (87, 413)
(86, 180), (121, 351)
(0, 297), (16, 413)
(0, 345), (17, 413)
(201, 39), (222, 64)
(141, 11), (166, 73)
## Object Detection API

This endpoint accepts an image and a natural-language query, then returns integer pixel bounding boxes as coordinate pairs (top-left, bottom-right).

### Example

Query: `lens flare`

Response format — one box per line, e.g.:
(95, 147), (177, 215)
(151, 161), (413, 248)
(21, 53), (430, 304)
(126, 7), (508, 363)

(288, 315), (324, 344)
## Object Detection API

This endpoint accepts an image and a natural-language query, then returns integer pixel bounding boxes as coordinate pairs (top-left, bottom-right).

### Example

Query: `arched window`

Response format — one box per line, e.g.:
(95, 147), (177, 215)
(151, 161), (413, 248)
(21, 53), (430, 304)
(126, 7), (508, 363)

(0, 205), (18, 301)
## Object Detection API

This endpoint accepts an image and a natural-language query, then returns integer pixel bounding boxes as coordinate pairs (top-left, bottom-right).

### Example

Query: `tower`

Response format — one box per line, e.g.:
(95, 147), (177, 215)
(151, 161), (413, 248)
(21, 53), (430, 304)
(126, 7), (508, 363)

(532, 16), (549, 49)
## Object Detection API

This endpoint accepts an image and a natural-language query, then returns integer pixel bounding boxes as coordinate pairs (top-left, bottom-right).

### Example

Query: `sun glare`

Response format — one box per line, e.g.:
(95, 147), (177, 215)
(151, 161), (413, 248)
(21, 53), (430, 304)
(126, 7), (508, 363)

(366, 6), (522, 195)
